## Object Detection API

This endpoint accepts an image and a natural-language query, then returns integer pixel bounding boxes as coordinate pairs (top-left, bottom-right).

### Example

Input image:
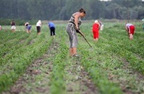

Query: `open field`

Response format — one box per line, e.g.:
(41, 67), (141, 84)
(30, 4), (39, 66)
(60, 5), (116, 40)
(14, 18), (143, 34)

(0, 21), (144, 94)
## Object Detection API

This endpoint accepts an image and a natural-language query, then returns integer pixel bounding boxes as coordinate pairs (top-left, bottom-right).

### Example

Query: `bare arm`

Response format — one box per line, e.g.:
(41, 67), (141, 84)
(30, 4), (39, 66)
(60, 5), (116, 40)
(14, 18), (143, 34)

(74, 13), (80, 30)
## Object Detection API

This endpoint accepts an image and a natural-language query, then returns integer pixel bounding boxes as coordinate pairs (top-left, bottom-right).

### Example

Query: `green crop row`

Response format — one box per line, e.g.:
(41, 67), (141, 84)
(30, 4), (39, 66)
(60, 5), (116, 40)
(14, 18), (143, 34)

(0, 32), (37, 66)
(100, 24), (144, 74)
(0, 32), (30, 58)
(50, 31), (68, 94)
(0, 34), (50, 75)
(78, 46), (123, 94)
(0, 31), (26, 44)
(0, 33), (53, 93)
(77, 22), (144, 93)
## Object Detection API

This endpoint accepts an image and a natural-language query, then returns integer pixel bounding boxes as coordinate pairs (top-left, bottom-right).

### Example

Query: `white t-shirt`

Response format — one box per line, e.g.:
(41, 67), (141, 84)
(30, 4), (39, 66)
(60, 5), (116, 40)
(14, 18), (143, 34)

(36, 21), (42, 27)
(126, 23), (133, 28)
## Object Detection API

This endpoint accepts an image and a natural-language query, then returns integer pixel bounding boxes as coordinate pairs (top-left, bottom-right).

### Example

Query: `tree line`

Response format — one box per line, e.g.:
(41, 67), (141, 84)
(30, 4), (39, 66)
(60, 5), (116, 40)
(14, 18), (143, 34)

(0, 0), (144, 20)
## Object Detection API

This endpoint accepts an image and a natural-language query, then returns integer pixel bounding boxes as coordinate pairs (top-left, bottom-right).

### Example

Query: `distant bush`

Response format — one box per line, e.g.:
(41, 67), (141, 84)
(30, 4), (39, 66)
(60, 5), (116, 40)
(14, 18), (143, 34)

(0, 19), (37, 25)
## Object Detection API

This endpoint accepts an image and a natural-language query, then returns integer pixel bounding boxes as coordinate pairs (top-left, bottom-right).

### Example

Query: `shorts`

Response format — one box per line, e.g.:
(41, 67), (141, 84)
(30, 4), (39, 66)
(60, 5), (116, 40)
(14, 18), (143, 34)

(66, 23), (78, 48)
(129, 25), (135, 35)
(11, 26), (16, 30)
(36, 26), (41, 33)
(26, 25), (32, 30)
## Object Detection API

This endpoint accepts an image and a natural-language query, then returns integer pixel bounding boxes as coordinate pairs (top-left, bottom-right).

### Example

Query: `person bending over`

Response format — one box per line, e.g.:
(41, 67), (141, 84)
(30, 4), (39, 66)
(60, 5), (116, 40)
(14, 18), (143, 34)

(36, 20), (42, 35)
(25, 22), (32, 33)
(48, 22), (56, 37)
(125, 23), (135, 40)
(11, 20), (16, 32)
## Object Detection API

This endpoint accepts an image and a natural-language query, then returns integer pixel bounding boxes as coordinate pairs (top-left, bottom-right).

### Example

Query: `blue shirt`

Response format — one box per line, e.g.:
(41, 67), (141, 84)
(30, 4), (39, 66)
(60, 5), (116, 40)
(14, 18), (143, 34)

(48, 22), (55, 28)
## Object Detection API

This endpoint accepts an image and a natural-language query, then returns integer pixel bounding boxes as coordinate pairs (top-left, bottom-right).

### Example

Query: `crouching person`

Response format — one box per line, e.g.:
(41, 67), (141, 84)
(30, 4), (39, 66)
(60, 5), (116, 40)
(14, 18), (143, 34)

(125, 23), (135, 40)
(11, 20), (16, 32)
(48, 22), (56, 37)
(25, 22), (32, 33)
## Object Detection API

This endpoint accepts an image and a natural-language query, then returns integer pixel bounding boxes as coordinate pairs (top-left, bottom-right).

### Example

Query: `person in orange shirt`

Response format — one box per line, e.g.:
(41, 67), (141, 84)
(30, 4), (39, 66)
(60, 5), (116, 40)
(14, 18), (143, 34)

(92, 20), (100, 41)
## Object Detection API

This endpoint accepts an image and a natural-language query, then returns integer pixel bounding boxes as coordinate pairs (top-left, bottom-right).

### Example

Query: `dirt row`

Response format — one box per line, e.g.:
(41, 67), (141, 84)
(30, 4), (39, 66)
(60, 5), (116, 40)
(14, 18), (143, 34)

(107, 56), (144, 94)
(64, 57), (98, 94)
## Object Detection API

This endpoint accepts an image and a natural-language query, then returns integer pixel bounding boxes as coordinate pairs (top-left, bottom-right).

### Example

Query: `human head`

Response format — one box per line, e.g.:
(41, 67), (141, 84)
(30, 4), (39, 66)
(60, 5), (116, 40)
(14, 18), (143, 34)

(79, 8), (86, 18)
(25, 22), (29, 26)
(94, 20), (99, 23)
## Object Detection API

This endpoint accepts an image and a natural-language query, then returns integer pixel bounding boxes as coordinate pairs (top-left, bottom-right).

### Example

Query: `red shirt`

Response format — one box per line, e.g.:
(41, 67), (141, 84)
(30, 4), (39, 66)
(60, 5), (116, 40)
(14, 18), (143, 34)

(92, 23), (100, 39)
(93, 23), (100, 32)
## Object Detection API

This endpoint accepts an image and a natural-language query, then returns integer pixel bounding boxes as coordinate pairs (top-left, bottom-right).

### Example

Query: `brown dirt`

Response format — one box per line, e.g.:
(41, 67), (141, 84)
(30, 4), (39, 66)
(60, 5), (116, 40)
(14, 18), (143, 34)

(19, 39), (25, 44)
(28, 39), (35, 45)
(81, 69), (98, 94)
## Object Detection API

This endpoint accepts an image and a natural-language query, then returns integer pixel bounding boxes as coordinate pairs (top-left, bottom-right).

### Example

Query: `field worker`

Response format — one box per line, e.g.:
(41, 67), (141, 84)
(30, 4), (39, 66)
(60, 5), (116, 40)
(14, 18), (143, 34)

(125, 23), (135, 40)
(48, 22), (56, 37)
(92, 20), (100, 41)
(25, 22), (32, 33)
(0, 25), (2, 30)
(143, 23), (144, 31)
(11, 20), (16, 32)
(36, 20), (42, 35)
(66, 8), (86, 57)
(99, 20), (104, 31)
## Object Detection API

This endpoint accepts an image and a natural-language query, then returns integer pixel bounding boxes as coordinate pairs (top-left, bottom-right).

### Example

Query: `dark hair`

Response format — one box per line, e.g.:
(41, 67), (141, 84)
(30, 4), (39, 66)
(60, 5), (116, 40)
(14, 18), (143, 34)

(79, 8), (86, 14)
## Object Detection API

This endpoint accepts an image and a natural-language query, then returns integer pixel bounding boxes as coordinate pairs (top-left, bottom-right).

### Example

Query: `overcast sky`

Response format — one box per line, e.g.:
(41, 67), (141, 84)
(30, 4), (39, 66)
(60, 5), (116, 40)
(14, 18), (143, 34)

(100, 0), (144, 1)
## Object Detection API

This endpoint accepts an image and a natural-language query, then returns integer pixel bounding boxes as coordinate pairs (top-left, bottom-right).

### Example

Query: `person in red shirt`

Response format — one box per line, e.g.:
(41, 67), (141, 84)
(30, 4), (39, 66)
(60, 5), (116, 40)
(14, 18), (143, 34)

(125, 23), (135, 40)
(92, 20), (100, 41)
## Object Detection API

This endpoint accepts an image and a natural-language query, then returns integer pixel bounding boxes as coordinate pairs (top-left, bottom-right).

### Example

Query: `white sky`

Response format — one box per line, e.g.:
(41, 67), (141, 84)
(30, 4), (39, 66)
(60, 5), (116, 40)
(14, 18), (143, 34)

(100, 0), (144, 1)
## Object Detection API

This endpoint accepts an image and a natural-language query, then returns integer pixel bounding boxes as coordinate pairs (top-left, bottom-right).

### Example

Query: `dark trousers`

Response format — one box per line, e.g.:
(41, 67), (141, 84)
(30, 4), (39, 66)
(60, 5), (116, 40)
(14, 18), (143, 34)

(37, 26), (41, 33)
(50, 27), (55, 36)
